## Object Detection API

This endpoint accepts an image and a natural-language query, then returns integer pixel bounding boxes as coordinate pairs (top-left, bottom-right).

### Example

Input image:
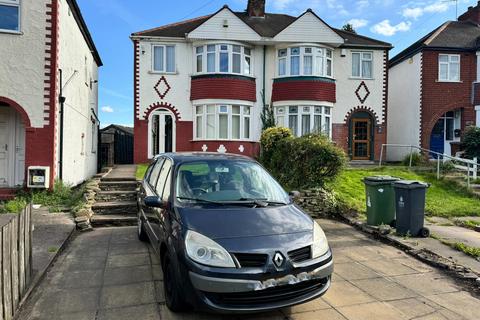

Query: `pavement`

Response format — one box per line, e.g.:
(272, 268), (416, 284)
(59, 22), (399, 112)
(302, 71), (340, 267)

(103, 164), (137, 180)
(17, 219), (480, 320)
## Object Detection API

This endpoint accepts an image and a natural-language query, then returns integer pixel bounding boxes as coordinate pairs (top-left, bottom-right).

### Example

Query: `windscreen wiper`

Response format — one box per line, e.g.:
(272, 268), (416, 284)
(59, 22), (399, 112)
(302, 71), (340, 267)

(176, 197), (225, 205)
(236, 198), (288, 207)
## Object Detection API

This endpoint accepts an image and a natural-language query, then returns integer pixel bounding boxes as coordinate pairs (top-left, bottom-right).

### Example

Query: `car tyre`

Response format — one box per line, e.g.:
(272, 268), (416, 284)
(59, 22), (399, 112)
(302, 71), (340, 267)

(163, 254), (189, 312)
(137, 216), (149, 242)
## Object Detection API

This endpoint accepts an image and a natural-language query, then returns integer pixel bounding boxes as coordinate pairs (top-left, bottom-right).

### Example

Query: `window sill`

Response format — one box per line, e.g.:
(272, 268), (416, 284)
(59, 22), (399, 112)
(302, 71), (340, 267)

(192, 72), (256, 79)
(148, 71), (178, 75)
(436, 80), (462, 83)
(0, 29), (23, 35)
(192, 139), (256, 143)
(276, 75), (335, 80)
(349, 77), (375, 80)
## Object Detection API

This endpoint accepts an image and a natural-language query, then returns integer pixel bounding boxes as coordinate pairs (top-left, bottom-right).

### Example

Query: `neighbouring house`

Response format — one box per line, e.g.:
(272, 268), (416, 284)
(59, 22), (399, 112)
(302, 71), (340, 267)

(131, 0), (391, 163)
(0, 0), (102, 194)
(387, 2), (480, 161)
(100, 125), (134, 168)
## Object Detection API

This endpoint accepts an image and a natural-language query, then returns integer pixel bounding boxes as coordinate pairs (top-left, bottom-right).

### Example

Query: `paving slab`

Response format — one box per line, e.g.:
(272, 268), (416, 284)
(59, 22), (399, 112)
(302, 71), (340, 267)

(16, 221), (480, 320)
(428, 224), (480, 248)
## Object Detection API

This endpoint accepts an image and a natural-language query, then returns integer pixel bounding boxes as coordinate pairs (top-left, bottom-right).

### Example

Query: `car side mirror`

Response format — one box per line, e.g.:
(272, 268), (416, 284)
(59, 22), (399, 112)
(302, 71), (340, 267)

(144, 196), (165, 208)
(289, 191), (301, 199)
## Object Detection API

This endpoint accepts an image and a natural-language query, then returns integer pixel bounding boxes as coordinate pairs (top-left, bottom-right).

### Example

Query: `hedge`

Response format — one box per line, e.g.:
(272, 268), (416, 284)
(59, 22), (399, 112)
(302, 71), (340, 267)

(259, 127), (346, 189)
(462, 126), (480, 160)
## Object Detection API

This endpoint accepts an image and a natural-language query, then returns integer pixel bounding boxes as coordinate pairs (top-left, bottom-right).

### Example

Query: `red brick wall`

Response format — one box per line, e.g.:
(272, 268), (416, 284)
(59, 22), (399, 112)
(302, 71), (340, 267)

(420, 50), (477, 149)
(190, 76), (256, 102)
(272, 79), (336, 103)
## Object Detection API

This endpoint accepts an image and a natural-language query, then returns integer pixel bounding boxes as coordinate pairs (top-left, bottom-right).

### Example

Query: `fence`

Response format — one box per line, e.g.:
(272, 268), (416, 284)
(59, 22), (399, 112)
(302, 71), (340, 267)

(0, 205), (33, 320)
(379, 144), (479, 188)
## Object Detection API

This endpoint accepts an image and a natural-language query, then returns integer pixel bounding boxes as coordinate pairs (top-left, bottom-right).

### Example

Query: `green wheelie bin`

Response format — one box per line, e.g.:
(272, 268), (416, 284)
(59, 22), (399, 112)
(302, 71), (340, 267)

(363, 176), (400, 226)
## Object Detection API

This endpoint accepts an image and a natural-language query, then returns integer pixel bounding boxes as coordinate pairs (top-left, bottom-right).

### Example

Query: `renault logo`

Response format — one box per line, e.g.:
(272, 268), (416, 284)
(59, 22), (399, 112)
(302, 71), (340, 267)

(273, 252), (284, 268)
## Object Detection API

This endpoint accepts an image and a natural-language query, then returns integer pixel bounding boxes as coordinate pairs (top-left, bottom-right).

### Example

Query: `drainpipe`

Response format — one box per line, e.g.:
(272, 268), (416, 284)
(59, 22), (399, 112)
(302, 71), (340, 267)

(262, 45), (266, 107)
(59, 69), (65, 181)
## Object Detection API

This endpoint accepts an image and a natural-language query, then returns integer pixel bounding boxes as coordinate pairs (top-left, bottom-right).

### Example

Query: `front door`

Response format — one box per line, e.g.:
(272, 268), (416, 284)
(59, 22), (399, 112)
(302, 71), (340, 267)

(352, 119), (371, 160)
(150, 110), (175, 158)
(429, 119), (445, 156)
(0, 109), (10, 186)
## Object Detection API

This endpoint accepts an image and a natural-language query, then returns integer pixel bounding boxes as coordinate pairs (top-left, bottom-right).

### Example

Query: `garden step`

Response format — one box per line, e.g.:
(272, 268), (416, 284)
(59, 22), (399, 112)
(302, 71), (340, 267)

(90, 214), (137, 228)
(92, 201), (137, 215)
(101, 176), (137, 182)
(99, 181), (138, 191)
(96, 191), (137, 203)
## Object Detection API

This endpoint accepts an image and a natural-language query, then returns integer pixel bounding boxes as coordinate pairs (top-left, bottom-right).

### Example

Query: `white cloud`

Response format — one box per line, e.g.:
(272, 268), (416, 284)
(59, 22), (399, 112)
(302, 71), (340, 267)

(347, 18), (369, 29)
(273, 0), (296, 10)
(402, 1), (452, 19)
(101, 106), (114, 113)
(371, 20), (411, 36)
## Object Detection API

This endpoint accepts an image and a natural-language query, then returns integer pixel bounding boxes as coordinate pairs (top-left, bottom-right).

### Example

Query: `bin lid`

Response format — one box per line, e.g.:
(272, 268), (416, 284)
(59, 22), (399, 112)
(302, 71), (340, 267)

(363, 176), (400, 185)
(393, 180), (429, 189)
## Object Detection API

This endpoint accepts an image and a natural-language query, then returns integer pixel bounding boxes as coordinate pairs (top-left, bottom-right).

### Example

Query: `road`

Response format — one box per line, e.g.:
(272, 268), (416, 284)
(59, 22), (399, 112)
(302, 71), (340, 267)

(17, 219), (479, 320)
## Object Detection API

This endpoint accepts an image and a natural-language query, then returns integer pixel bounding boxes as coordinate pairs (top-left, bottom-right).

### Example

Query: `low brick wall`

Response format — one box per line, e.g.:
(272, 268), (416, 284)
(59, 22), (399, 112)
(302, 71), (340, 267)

(293, 188), (339, 218)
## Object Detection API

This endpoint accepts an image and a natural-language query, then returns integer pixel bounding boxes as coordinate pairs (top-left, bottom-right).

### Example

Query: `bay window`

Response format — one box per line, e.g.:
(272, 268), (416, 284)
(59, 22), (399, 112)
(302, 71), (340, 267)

(352, 52), (373, 78)
(195, 105), (251, 140)
(277, 46), (333, 78)
(195, 44), (253, 76)
(438, 54), (460, 82)
(153, 45), (176, 73)
(275, 106), (332, 137)
(0, 0), (20, 32)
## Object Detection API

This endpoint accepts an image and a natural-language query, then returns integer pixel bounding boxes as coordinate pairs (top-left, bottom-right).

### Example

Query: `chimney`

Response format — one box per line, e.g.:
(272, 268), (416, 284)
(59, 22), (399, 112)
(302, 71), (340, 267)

(247, 0), (265, 17)
(458, 1), (480, 24)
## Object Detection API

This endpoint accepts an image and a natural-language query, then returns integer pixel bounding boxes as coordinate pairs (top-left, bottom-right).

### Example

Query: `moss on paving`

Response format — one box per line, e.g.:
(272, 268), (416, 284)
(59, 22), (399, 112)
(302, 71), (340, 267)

(325, 167), (480, 218)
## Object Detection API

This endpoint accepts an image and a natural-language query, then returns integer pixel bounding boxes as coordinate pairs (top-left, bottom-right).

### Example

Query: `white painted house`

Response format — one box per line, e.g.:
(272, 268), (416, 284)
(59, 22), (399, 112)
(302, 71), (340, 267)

(0, 0), (102, 196)
(131, 0), (391, 163)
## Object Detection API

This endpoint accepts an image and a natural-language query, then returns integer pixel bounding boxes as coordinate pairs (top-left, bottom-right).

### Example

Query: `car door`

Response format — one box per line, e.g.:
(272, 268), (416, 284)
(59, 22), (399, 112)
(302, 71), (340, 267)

(153, 159), (173, 244)
(141, 158), (165, 245)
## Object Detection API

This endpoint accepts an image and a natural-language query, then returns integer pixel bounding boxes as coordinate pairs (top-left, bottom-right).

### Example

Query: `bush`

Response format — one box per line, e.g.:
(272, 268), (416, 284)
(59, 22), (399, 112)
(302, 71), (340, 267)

(402, 152), (426, 166)
(462, 126), (480, 160)
(260, 128), (346, 189)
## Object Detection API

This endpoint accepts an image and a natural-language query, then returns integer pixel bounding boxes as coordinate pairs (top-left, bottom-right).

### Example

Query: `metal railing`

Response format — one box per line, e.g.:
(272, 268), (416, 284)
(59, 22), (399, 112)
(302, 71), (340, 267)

(379, 144), (478, 188)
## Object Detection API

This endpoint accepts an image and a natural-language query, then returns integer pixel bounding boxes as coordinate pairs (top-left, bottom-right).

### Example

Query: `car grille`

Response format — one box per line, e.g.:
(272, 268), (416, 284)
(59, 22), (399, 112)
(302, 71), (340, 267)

(288, 246), (311, 263)
(204, 278), (328, 307)
(233, 253), (268, 268)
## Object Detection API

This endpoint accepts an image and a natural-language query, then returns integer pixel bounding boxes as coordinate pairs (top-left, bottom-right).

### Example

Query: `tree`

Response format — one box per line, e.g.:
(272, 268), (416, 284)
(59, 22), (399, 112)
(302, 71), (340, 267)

(342, 23), (356, 33)
(260, 91), (275, 130)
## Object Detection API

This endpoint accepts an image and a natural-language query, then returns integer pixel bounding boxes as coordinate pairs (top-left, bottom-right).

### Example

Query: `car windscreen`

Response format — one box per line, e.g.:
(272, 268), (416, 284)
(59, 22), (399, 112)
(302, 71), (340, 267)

(175, 160), (289, 204)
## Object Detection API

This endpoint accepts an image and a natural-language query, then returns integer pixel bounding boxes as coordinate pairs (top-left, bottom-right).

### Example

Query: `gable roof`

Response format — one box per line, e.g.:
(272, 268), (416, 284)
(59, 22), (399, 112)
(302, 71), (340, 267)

(67, 0), (102, 66)
(100, 124), (134, 135)
(131, 6), (391, 49)
(390, 20), (480, 67)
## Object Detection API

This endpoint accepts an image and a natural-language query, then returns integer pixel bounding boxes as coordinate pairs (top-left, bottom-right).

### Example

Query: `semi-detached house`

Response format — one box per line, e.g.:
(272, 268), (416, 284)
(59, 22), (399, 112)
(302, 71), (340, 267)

(131, 0), (392, 163)
(0, 0), (102, 197)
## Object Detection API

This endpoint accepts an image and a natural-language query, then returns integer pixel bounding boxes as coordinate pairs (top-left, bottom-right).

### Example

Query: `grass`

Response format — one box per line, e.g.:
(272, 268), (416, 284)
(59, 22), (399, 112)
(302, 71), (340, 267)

(136, 164), (148, 180)
(326, 167), (480, 218)
(48, 247), (58, 253)
(454, 219), (479, 230)
(453, 242), (480, 259)
(0, 180), (87, 214)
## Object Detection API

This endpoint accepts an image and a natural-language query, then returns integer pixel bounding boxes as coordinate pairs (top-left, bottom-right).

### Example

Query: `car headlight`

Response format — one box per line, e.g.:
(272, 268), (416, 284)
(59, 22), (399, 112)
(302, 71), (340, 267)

(312, 221), (329, 258)
(185, 230), (236, 268)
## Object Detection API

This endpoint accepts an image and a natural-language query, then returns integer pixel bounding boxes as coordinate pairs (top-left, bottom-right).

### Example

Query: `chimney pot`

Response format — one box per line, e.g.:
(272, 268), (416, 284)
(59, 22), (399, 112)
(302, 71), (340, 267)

(247, 0), (266, 17)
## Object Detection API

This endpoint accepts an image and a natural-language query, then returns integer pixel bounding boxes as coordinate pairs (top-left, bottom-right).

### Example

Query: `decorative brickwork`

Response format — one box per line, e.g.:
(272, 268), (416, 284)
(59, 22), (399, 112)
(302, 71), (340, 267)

(154, 76), (171, 100)
(355, 81), (370, 104)
(271, 78), (336, 103)
(190, 75), (256, 102)
(143, 102), (181, 121)
(343, 106), (380, 125)
(381, 50), (388, 125)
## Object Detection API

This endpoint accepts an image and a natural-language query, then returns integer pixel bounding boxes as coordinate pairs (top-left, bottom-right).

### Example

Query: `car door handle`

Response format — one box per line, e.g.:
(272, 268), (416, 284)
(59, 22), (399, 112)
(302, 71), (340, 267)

(4, 144), (7, 151)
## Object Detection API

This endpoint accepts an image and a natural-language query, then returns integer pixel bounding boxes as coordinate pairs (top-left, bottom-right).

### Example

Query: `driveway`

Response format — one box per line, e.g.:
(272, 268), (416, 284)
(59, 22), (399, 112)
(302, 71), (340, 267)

(18, 219), (479, 320)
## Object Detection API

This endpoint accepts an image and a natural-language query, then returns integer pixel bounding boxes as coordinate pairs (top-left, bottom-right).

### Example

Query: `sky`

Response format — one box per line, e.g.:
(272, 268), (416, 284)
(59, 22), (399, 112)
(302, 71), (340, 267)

(76, 0), (476, 128)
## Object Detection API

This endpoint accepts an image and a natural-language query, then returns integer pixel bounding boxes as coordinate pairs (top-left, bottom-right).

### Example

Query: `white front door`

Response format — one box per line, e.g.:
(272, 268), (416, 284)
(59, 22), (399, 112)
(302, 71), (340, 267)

(148, 110), (176, 158)
(14, 112), (25, 185)
(0, 109), (10, 186)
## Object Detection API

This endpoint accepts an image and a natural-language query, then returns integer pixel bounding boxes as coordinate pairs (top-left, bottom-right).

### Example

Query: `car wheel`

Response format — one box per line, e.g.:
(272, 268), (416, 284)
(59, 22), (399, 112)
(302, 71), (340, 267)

(163, 255), (188, 312)
(137, 216), (149, 242)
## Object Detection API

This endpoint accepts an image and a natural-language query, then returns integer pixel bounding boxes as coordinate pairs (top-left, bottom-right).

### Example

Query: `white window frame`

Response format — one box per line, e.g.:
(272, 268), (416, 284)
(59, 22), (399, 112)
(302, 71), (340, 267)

(151, 44), (176, 74)
(194, 104), (252, 141)
(0, 0), (21, 33)
(351, 51), (373, 79)
(274, 105), (332, 138)
(276, 46), (333, 78)
(194, 43), (253, 77)
(438, 54), (460, 82)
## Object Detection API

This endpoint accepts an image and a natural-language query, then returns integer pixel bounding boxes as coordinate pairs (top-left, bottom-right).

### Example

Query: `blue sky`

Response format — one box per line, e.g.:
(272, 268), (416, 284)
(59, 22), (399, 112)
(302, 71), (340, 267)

(77, 0), (475, 127)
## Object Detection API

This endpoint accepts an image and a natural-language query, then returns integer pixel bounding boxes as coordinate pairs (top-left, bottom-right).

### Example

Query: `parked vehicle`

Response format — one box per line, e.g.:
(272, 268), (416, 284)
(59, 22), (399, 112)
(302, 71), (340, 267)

(137, 153), (333, 313)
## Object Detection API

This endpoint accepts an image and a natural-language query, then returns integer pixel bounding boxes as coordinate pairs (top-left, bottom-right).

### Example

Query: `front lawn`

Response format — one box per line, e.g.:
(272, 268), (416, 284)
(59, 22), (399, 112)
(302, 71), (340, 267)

(326, 167), (480, 218)
(136, 164), (149, 180)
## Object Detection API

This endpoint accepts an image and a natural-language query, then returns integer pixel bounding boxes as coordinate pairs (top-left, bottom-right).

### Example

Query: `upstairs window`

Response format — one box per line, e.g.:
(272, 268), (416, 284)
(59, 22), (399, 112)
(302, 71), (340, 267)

(352, 52), (373, 78)
(153, 45), (176, 73)
(277, 46), (333, 78)
(438, 54), (460, 82)
(0, 0), (20, 32)
(195, 44), (253, 76)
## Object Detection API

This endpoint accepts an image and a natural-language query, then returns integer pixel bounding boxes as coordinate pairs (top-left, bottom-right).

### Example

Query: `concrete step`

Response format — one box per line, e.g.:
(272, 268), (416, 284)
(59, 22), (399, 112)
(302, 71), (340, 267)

(101, 176), (137, 182)
(92, 201), (137, 215)
(90, 214), (137, 228)
(96, 190), (137, 203)
(99, 181), (138, 191)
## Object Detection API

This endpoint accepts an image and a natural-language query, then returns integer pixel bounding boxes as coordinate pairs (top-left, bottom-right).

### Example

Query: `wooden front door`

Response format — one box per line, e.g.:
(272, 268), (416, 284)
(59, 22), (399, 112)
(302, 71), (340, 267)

(352, 119), (371, 160)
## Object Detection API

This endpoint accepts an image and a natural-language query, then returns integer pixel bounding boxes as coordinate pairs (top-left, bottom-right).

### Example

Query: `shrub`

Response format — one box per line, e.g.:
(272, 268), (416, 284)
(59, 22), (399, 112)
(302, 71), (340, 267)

(462, 127), (480, 160)
(402, 152), (425, 167)
(260, 128), (346, 189)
